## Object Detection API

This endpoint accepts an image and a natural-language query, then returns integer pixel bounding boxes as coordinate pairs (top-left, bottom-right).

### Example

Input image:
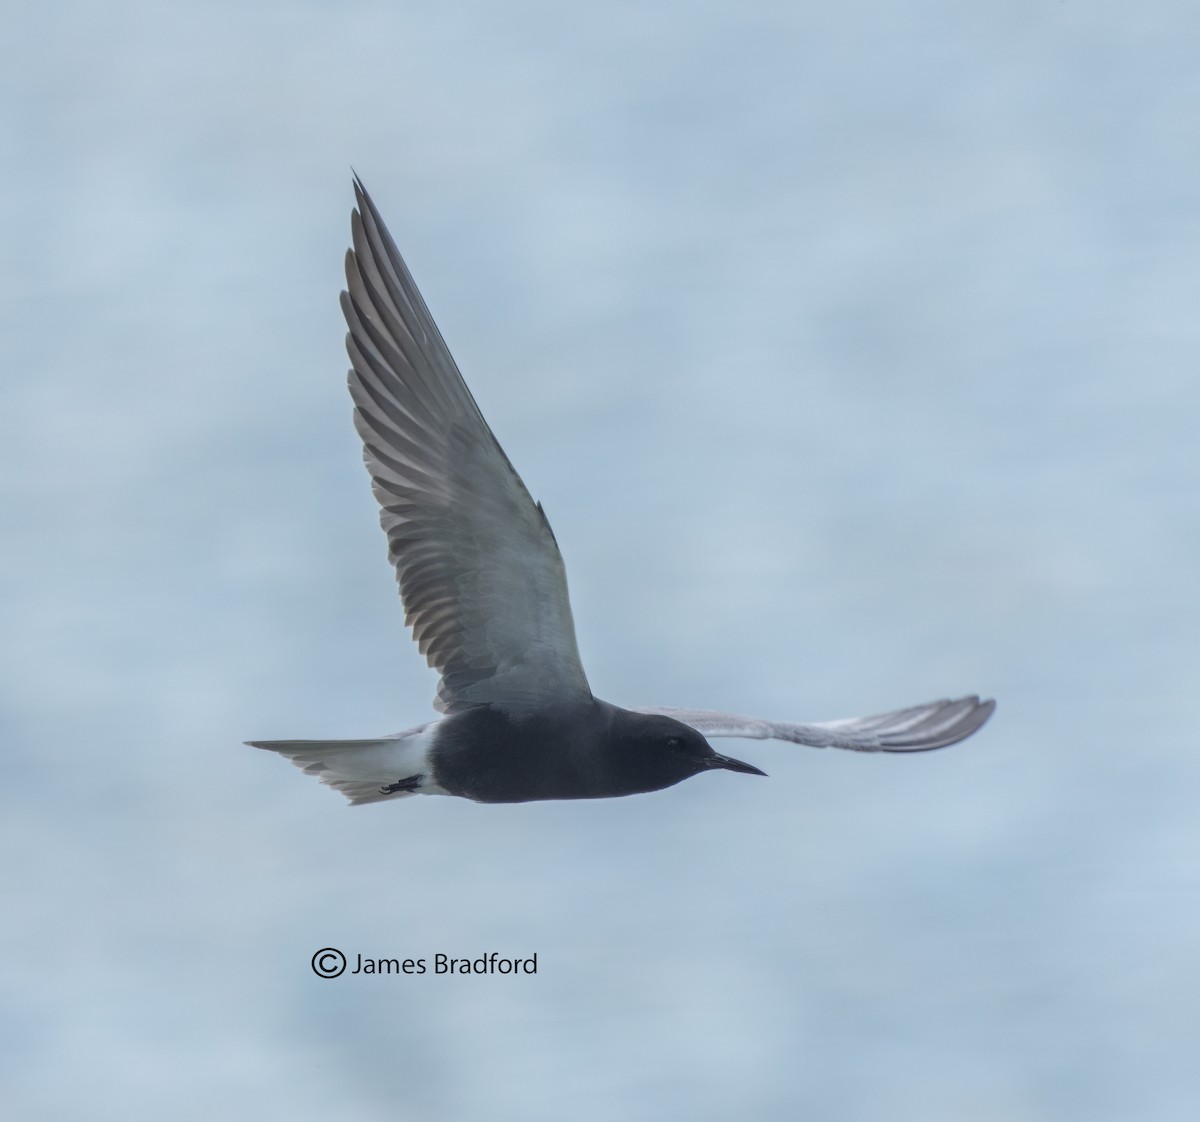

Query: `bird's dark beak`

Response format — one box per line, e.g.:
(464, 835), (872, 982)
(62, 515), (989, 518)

(709, 751), (767, 777)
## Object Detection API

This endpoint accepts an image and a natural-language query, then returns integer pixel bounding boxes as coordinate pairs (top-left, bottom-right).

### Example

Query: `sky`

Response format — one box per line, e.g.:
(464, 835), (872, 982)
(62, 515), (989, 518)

(3, 1), (1199, 1119)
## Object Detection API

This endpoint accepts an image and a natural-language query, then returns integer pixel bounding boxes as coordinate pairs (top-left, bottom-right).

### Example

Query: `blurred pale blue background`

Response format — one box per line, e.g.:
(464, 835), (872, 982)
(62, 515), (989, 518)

(3, 1), (1198, 1118)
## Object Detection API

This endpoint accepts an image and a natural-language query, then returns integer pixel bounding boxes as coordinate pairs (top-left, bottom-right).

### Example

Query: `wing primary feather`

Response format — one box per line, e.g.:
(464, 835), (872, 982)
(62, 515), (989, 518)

(340, 178), (593, 714)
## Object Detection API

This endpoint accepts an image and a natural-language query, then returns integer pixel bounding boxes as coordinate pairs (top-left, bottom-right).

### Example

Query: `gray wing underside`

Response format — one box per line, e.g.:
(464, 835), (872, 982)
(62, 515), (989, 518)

(634, 696), (995, 753)
(343, 178), (591, 714)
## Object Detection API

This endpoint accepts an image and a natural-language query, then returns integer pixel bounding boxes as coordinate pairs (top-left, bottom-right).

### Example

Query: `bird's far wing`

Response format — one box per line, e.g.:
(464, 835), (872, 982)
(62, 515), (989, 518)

(632, 696), (995, 753)
(343, 178), (591, 714)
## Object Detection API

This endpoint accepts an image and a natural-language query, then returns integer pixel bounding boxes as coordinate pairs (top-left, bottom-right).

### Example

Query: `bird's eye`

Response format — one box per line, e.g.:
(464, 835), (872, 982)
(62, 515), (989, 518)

(665, 736), (682, 749)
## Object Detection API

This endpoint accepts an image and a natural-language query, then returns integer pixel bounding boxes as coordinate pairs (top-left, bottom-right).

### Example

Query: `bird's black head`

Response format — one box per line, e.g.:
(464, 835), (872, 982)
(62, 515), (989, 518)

(607, 710), (766, 796)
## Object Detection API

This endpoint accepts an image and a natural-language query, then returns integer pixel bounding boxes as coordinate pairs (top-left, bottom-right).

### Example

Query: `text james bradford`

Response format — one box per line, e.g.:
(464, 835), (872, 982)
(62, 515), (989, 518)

(352, 952), (537, 975)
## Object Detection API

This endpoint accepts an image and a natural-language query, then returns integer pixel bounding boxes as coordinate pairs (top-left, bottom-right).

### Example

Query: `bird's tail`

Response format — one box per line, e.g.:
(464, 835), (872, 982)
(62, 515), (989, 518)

(246, 727), (437, 805)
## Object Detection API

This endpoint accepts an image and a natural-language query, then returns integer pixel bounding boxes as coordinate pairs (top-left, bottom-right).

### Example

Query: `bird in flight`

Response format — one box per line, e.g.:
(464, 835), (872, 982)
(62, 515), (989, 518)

(248, 179), (994, 805)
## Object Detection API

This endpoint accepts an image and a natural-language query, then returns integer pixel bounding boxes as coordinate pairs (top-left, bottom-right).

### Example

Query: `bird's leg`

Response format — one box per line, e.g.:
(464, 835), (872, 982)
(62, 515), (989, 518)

(379, 774), (422, 795)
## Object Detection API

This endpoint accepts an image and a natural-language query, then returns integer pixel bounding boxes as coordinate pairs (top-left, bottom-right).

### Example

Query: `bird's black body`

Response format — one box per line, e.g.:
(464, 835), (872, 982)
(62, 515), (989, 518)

(430, 701), (764, 803)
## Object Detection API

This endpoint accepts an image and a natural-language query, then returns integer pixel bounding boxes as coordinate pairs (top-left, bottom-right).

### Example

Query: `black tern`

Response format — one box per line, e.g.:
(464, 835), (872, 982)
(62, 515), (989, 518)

(248, 179), (994, 805)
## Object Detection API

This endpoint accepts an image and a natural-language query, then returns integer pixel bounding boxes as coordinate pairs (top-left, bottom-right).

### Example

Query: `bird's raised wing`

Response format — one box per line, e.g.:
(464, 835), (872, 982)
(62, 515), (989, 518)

(633, 696), (994, 752)
(342, 178), (591, 714)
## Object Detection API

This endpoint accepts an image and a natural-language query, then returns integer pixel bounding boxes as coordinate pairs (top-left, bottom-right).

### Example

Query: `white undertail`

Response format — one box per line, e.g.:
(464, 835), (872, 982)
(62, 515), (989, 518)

(246, 723), (447, 805)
